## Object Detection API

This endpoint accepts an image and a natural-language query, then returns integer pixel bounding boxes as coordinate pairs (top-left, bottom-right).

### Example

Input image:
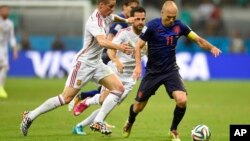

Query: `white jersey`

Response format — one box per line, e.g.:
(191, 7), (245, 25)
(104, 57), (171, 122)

(74, 9), (112, 67)
(110, 26), (140, 76)
(0, 17), (16, 66)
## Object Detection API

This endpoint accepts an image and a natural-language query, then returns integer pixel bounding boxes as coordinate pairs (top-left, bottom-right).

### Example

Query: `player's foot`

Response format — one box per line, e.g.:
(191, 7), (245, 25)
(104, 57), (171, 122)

(72, 125), (87, 135)
(168, 130), (181, 141)
(20, 111), (33, 136)
(89, 122), (112, 135)
(0, 86), (8, 98)
(122, 120), (133, 138)
(73, 97), (90, 116)
(68, 94), (81, 111)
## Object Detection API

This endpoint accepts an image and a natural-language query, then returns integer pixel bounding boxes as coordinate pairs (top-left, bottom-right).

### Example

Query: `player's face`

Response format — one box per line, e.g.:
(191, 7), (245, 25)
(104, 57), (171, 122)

(123, 2), (139, 17)
(133, 12), (146, 32)
(99, 0), (116, 17)
(161, 7), (177, 27)
(0, 7), (9, 20)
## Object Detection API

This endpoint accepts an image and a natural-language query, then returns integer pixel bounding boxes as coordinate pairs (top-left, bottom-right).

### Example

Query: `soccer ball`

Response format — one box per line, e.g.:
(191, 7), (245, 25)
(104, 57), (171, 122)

(191, 124), (211, 141)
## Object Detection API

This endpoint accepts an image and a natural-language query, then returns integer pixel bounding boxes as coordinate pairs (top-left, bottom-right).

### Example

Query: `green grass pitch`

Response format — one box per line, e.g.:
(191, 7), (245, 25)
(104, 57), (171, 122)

(0, 78), (250, 141)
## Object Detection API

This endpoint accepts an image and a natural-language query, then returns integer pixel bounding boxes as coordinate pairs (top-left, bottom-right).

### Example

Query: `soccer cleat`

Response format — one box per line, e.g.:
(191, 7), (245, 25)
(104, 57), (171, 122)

(168, 130), (181, 141)
(104, 122), (116, 129)
(89, 122), (112, 135)
(72, 125), (87, 135)
(68, 95), (81, 111)
(20, 111), (33, 136)
(73, 97), (90, 116)
(122, 120), (133, 138)
(0, 86), (8, 98)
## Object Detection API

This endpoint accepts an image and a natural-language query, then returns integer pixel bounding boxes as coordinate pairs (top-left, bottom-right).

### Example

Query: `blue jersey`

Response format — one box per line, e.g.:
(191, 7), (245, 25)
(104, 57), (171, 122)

(140, 18), (191, 74)
(109, 13), (129, 36)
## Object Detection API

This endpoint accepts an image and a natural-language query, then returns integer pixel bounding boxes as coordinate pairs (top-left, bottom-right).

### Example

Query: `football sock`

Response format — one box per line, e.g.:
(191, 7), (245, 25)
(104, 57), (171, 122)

(85, 94), (100, 106)
(170, 105), (186, 131)
(28, 95), (65, 120)
(128, 104), (138, 124)
(77, 108), (100, 127)
(93, 91), (121, 122)
(79, 90), (99, 100)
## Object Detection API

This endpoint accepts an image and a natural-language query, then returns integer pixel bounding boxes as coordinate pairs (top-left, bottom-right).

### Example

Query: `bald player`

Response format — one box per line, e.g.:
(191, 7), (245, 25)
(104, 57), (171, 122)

(122, 1), (221, 141)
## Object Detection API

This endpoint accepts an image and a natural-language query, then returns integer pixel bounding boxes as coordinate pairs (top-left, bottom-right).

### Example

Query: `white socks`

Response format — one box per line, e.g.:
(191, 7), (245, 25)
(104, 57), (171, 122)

(93, 92), (120, 122)
(28, 95), (65, 120)
(86, 94), (100, 106)
(77, 108), (100, 127)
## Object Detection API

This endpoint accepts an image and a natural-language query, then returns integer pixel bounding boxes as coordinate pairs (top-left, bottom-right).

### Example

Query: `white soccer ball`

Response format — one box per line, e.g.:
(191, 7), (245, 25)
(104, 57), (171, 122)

(191, 124), (211, 141)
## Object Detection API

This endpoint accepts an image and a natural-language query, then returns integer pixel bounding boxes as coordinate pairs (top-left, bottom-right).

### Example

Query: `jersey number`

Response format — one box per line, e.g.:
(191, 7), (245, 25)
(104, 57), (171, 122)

(166, 36), (174, 46)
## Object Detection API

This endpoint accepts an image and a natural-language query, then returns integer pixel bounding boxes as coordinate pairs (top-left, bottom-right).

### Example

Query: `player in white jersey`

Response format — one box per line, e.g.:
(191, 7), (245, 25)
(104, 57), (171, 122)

(71, 7), (147, 135)
(20, 0), (136, 136)
(0, 5), (18, 99)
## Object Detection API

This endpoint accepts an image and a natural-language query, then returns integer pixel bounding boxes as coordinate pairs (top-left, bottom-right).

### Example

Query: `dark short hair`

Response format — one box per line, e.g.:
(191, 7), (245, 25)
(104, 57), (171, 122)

(130, 6), (146, 17)
(122, 0), (139, 6)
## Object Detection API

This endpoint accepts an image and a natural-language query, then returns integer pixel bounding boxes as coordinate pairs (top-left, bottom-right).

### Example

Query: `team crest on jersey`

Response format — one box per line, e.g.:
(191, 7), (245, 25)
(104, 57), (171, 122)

(173, 25), (180, 35)
(142, 26), (147, 34)
(76, 80), (82, 86)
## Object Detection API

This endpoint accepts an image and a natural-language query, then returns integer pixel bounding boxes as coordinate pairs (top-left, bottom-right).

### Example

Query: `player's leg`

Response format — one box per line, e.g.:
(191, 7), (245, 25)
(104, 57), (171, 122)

(73, 86), (109, 116)
(164, 70), (187, 141)
(0, 65), (8, 98)
(20, 61), (91, 136)
(123, 74), (161, 137)
(90, 72), (125, 134)
(73, 108), (101, 135)
(68, 88), (100, 111)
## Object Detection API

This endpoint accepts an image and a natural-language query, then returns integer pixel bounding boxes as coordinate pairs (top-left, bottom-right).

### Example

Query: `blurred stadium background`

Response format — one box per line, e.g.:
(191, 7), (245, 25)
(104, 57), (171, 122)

(0, 0), (250, 141)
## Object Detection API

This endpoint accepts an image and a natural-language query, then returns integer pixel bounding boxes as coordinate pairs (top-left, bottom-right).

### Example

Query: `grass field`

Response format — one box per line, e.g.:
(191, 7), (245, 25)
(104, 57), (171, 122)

(1, 78), (250, 141)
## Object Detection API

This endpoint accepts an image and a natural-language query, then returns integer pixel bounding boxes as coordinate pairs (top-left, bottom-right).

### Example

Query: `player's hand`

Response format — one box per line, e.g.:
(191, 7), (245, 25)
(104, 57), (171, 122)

(210, 47), (222, 57)
(126, 17), (136, 24)
(120, 44), (133, 55)
(132, 65), (142, 80)
(115, 60), (124, 73)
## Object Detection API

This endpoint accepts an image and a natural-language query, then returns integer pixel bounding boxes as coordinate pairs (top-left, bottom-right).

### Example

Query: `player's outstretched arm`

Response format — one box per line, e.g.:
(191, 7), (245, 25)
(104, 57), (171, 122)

(96, 35), (133, 55)
(112, 14), (136, 24)
(188, 31), (222, 57)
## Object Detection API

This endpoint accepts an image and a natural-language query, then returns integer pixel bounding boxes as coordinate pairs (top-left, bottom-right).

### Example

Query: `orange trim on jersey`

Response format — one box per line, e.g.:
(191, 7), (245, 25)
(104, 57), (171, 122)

(114, 26), (131, 38)
(69, 61), (81, 88)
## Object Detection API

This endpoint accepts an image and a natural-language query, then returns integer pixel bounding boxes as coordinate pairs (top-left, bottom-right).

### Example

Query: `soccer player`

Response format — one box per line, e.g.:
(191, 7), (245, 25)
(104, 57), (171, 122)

(68, 0), (140, 111)
(0, 5), (18, 99)
(20, 0), (135, 136)
(122, 1), (221, 141)
(71, 6), (146, 135)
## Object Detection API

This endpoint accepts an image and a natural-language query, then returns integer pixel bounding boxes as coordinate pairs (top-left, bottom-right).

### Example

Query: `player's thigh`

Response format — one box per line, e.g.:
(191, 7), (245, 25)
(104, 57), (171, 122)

(135, 74), (162, 102)
(95, 64), (124, 91)
(99, 74), (124, 92)
(163, 70), (187, 99)
(65, 61), (95, 89)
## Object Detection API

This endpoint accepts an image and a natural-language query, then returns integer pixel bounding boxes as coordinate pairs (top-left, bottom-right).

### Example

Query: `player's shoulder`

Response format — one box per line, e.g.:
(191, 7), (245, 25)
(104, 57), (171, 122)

(147, 18), (161, 27)
(174, 19), (186, 27)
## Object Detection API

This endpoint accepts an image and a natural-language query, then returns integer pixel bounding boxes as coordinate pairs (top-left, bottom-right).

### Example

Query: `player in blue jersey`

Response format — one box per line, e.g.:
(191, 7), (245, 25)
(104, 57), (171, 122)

(68, 0), (140, 112)
(122, 1), (221, 141)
